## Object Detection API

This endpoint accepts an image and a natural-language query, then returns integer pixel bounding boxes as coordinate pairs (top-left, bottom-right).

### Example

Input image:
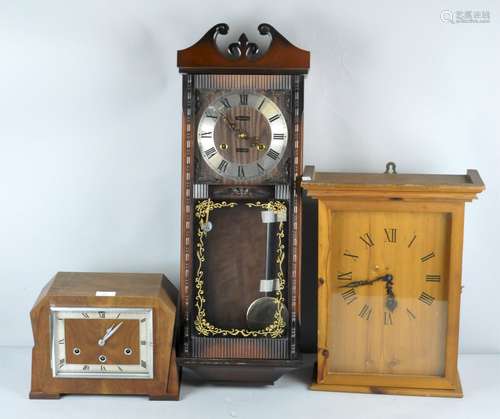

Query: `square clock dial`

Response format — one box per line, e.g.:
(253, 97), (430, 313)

(50, 307), (154, 379)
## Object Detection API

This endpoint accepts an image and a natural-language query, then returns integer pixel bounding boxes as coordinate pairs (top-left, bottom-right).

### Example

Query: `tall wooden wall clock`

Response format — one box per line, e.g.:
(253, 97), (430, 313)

(302, 164), (485, 397)
(176, 23), (309, 383)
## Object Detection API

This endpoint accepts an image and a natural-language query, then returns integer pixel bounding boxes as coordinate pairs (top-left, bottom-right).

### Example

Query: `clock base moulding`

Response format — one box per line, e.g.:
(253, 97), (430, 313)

(310, 364), (463, 398)
(310, 380), (463, 398)
(29, 272), (180, 401)
(178, 358), (303, 385)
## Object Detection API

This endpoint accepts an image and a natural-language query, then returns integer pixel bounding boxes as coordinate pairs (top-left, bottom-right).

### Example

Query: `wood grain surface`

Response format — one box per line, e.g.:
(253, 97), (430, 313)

(65, 319), (140, 365)
(204, 204), (268, 328)
(29, 272), (179, 400)
(303, 168), (484, 397)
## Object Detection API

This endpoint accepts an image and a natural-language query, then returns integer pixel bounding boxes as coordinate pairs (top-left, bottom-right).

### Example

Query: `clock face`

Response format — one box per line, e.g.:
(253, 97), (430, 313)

(50, 307), (153, 379)
(326, 211), (450, 377)
(197, 92), (288, 180)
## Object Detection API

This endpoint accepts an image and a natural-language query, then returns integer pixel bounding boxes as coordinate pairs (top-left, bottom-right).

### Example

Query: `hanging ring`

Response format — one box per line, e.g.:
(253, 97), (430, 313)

(384, 162), (397, 174)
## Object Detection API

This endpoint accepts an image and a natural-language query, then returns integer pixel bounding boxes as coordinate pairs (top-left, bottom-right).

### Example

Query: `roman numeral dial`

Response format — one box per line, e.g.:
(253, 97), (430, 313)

(50, 307), (154, 379)
(197, 92), (288, 180)
(332, 216), (447, 341)
(328, 210), (450, 377)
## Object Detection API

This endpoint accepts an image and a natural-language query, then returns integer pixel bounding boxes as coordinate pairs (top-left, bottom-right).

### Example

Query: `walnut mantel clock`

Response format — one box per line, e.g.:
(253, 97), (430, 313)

(177, 23), (309, 383)
(302, 164), (484, 397)
(30, 272), (179, 400)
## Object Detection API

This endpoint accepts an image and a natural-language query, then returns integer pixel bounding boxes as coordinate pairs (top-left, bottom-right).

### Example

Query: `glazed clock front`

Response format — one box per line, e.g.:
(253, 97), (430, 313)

(50, 307), (154, 379)
(189, 78), (294, 347)
(328, 211), (449, 376)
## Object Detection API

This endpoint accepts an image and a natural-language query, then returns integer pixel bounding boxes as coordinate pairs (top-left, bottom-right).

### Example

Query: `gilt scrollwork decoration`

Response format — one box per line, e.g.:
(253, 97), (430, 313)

(193, 199), (287, 338)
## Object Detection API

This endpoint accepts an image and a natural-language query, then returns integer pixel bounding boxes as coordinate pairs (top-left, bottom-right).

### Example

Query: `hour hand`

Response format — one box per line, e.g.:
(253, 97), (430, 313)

(216, 110), (237, 131)
(98, 321), (124, 346)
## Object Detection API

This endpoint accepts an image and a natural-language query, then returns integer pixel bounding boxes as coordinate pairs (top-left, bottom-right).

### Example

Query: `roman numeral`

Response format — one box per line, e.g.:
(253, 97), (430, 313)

(419, 292), (435, 306)
(81, 312), (89, 319)
(341, 288), (357, 304)
(240, 94), (248, 105)
(273, 133), (285, 140)
(337, 271), (353, 281)
(406, 308), (416, 320)
(384, 228), (397, 243)
(83, 365), (90, 371)
(268, 114), (280, 123)
(204, 147), (217, 159)
(217, 160), (229, 173)
(140, 318), (147, 323)
(237, 166), (245, 178)
(141, 360), (147, 369)
(220, 97), (231, 108)
(421, 252), (435, 263)
(58, 358), (65, 368)
(257, 163), (265, 174)
(358, 304), (372, 320)
(57, 338), (65, 344)
(257, 98), (266, 110)
(408, 234), (417, 248)
(425, 274), (441, 282)
(140, 340), (147, 346)
(98, 311), (105, 319)
(359, 233), (375, 248)
(267, 148), (280, 160)
(200, 131), (213, 138)
(118, 366), (123, 372)
(384, 311), (393, 326)
(343, 252), (359, 260)
(101, 365), (106, 371)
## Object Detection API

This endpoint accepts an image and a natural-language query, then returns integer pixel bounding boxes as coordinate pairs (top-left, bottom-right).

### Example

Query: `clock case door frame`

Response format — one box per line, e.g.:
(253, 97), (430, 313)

(181, 75), (302, 360)
(315, 199), (464, 393)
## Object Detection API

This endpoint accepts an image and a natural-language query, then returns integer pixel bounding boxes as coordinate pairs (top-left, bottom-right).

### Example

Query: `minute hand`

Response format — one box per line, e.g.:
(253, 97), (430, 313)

(338, 274), (392, 288)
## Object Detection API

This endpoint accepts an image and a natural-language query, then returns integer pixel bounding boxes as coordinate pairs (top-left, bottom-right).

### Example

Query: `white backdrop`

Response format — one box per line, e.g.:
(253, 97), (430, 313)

(0, 1), (498, 353)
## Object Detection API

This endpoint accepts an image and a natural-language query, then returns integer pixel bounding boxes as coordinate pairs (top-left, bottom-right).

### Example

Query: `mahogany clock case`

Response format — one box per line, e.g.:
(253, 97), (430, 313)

(29, 272), (180, 400)
(176, 23), (310, 383)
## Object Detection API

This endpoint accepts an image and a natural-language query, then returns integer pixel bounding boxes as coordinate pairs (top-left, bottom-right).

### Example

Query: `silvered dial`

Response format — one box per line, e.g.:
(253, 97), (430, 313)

(50, 307), (154, 379)
(197, 92), (288, 180)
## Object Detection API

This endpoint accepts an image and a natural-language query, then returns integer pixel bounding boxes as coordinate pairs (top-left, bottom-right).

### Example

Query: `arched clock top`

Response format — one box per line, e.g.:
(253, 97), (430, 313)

(177, 23), (310, 74)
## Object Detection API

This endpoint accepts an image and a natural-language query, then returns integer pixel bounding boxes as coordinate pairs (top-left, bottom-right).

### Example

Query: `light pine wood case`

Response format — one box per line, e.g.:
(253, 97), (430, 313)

(302, 166), (484, 397)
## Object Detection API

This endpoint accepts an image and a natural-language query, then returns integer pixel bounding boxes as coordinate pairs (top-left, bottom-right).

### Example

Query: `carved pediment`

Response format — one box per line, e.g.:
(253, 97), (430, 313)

(177, 23), (310, 74)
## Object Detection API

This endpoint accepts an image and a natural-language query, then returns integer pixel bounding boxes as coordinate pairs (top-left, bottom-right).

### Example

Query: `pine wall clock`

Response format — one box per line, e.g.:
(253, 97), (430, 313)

(302, 164), (484, 397)
(176, 23), (309, 383)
